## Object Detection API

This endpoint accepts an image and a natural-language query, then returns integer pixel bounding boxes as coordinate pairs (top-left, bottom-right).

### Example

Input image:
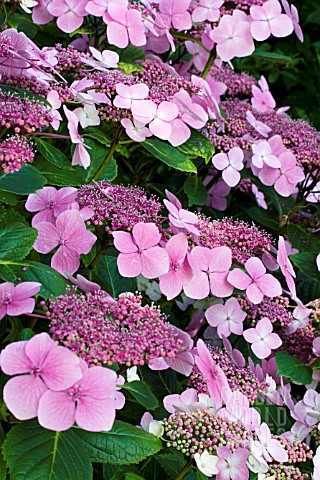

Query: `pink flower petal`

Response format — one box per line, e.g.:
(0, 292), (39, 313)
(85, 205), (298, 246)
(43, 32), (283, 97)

(113, 231), (138, 254)
(0, 341), (30, 375)
(51, 245), (80, 276)
(117, 252), (142, 278)
(38, 390), (75, 431)
(184, 271), (210, 299)
(41, 345), (82, 391)
(133, 222), (161, 250)
(4, 374), (48, 420)
(76, 396), (116, 431)
(227, 268), (252, 290)
(140, 246), (169, 279)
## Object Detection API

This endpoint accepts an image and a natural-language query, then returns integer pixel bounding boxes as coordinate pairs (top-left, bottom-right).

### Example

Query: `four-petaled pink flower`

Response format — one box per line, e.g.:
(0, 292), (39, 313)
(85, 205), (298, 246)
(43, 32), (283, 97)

(243, 317), (282, 359)
(106, 4), (146, 48)
(210, 10), (254, 62)
(218, 390), (261, 431)
(33, 210), (97, 276)
(251, 75), (276, 112)
(252, 141), (280, 169)
(132, 100), (178, 140)
(47, 0), (88, 33)
(281, 0), (303, 42)
(0, 333), (82, 420)
(114, 84), (149, 110)
(37, 360), (124, 432)
(216, 446), (249, 480)
(185, 246), (233, 299)
(255, 422), (289, 462)
(246, 110), (271, 138)
(0, 282), (41, 320)
(277, 235), (296, 298)
(169, 90), (208, 146)
(164, 194), (199, 235)
(159, 233), (193, 300)
(250, 0), (293, 41)
(228, 257), (282, 304)
(159, 0), (192, 30)
(205, 297), (247, 338)
(212, 147), (244, 187)
(64, 106), (91, 169)
(113, 222), (169, 279)
(195, 339), (231, 408)
(192, 0), (224, 23)
(121, 118), (152, 142)
(26, 186), (77, 226)
(206, 179), (230, 211)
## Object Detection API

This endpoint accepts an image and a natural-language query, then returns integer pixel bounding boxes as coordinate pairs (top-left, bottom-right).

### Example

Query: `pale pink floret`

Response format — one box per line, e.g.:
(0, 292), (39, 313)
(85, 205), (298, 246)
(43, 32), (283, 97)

(81, 47), (119, 71)
(163, 388), (200, 414)
(33, 210), (97, 276)
(246, 110), (271, 138)
(1, 333), (82, 420)
(106, 4), (146, 48)
(159, 233), (193, 300)
(210, 10), (255, 62)
(192, 0), (223, 23)
(121, 118), (152, 142)
(216, 446), (249, 480)
(164, 197), (199, 235)
(251, 76), (276, 113)
(227, 257), (282, 304)
(47, 0), (88, 34)
(159, 0), (192, 30)
(243, 317), (282, 359)
(205, 297), (246, 338)
(113, 222), (169, 279)
(251, 141), (281, 169)
(195, 339), (231, 408)
(0, 282), (41, 320)
(281, 0), (303, 42)
(184, 246), (233, 299)
(218, 390), (261, 431)
(255, 422), (289, 462)
(132, 100), (178, 140)
(47, 90), (62, 131)
(26, 186), (77, 226)
(114, 84), (149, 110)
(169, 90), (208, 147)
(32, 0), (54, 25)
(277, 235), (296, 298)
(0, 29), (31, 77)
(206, 179), (230, 211)
(212, 147), (244, 187)
(38, 360), (123, 432)
(64, 106), (91, 169)
(250, 0), (293, 41)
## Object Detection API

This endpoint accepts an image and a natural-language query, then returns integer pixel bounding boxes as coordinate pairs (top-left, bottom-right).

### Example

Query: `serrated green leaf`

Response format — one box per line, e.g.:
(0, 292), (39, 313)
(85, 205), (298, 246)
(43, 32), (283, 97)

(275, 351), (313, 385)
(183, 176), (207, 206)
(155, 452), (186, 478)
(177, 130), (215, 164)
(121, 381), (159, 410)
(35, 138), (71, 169)
(2, 420), (92, 480)
(0, 224), (37, 261)
(0, 165), (46, 194)
(36, 162), (85, 186)
(143, 139), (196, 173)
(76, 420), (162, 465)
(290, 253), (320, 282)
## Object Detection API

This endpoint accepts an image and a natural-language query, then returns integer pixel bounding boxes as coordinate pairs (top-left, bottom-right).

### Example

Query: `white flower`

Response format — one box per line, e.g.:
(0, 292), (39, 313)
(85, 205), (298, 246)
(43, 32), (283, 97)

(74, 105), (100, 129)
(258, 475), (276, 480)
(20, 0), (38, 13)
(194, 450), (219, 477)
(148, 421), (164, 438)
(126, 366), (140, 383)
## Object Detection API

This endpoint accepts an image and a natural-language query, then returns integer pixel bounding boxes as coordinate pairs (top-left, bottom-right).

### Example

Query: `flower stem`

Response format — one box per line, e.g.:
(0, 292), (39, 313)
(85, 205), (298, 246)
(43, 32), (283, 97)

(175, 458), (194, 480)
(91, 126), (123, 183)
(201, 46), (216, 79)
(170, 30), (211, 53)
(27, 133), (71, 140)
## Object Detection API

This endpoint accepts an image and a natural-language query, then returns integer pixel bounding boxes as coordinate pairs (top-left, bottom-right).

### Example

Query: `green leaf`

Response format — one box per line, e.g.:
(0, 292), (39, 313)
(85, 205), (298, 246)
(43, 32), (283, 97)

(3, 316), (23, 343)
(0, 191), (17, 205)
(83, 132), (111, 148)
(0, 425), (7, 480)
(35, 138), (71, 169)
(287, 224), (320, 254)
(118, 62), (144, 74)
(290, 253), (320, 282)
(37, 162), (85, 187)
(251, 50), (292, 63)
(2, 420), (92, 480)
(275, 351), (313, 385)
(0, 224), (37, 261)
(121, 381), (159, 410)
(0, 264), (17, 282)
(0, 165), (46, 194)
(183, 176), (207, 206)
(155, 452), (186, 478)
(69, 25), (96, 36)
(177, 130), (215, 164)
(143, 139), (197, 173)
(8, 261), (68, 299)
(253, 399), (292, 435)
(84, 139), (118, 182)
(0, 84), (49, 106)
(124, 474), (146, 480)
(117, 45), (146, 63)
(17, 328), (35, 341)
(94, 256), (136, 297)
(246, 207), (278, 230)
(76, 420), (162, 465)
